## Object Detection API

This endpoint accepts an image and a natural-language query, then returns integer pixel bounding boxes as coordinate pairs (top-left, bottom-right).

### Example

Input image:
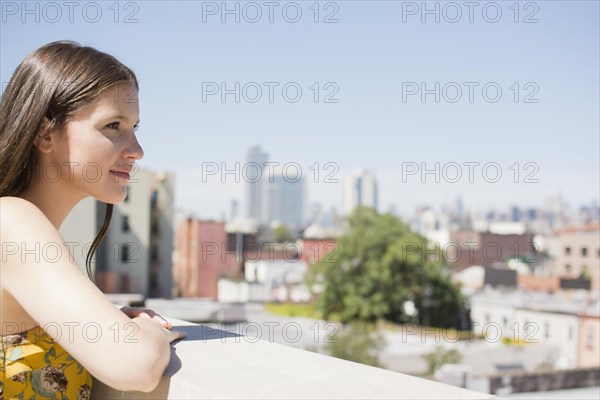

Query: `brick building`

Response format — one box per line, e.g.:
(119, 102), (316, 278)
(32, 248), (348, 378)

(553, 224), (600, 297)
(447, 231), (538, 271)
(173, 219), (242, 298)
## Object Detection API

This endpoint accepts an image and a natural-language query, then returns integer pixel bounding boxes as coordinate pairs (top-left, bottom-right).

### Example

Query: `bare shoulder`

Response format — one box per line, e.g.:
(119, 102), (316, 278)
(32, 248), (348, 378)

(1, 196), (47, 216)
(0, 197), (59, 247)
(0, 196), (53, 233)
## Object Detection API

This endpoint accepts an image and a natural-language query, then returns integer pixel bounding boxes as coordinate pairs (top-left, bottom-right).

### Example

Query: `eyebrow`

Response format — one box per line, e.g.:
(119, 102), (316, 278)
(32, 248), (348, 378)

(106, 115), (141, 125)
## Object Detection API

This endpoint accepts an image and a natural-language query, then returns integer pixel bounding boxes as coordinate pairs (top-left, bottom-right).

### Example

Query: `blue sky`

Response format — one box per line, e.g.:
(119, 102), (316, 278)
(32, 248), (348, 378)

(2, 0), (598, 220)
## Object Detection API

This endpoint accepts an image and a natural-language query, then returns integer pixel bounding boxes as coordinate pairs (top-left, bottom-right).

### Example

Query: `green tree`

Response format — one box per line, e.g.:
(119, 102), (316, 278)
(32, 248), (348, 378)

(305, 206), (463, 328)
(423, 346), (462, 376)
(273, 223), (294, 243)
(325, 322), (386, 367)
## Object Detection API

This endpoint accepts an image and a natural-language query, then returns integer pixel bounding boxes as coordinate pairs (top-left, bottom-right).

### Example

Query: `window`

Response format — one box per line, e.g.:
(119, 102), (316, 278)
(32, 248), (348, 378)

(121, 244), (131, 263)
(568, 326), (573, 341)
(587, 327), (595, 349)
(226, 233), (237, 252)
(581, 247), (588, 257)
(150, 270), (158, 291)
(122, 216), (130, 232)
(565, 246), (571, 256)
(150, 190), (158, 208)
(565, 264), (572, 273)
(151, 245), (159, 262)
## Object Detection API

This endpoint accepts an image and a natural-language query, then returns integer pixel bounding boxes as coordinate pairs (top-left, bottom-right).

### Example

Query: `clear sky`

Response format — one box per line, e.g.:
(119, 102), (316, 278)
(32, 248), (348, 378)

(2, 0), (599, 220)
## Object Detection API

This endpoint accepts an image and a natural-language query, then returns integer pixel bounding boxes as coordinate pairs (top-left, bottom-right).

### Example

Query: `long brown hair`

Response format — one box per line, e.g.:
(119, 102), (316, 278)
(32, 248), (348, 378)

(0, 40), (139, 281)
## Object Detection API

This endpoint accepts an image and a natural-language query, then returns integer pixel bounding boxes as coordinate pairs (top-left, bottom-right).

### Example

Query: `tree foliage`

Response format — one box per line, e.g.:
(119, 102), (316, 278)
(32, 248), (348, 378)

(325, 322), (386, 368)
(306, 206), (463, 328)
(273, 223), (294, 243)
(423, 346), (463, 376)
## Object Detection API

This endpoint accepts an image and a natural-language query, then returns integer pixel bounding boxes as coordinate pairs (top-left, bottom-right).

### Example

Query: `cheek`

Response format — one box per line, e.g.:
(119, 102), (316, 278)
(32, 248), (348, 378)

(68, 132), (114, 164)
(61, 136), (116, 182)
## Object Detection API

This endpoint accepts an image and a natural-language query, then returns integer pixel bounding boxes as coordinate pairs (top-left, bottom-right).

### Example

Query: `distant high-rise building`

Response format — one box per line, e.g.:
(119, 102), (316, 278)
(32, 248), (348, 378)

(321, 205), (339, 228)
(262, 168), (305, 229)
(231, 198), (238, 220)
(455, 196), (464, 218)
(245, 146), (268, 223)
(511, 205), (522, 222)
(544, 193), (568, 228)
(309, 202), (323, 225)
(343, 169), (378, 215)
(526, 208), (538, 221)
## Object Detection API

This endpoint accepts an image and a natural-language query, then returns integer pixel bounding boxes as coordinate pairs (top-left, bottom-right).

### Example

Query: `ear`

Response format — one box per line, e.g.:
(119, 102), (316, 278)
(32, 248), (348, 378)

(33, 117), (55, 153)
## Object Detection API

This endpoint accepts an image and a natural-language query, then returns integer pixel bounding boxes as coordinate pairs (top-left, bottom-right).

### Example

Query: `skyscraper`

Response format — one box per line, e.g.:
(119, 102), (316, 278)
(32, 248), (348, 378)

(343, 169), (378, 215)
(262, 167), (305, 229)
(245, 145), (268, 223)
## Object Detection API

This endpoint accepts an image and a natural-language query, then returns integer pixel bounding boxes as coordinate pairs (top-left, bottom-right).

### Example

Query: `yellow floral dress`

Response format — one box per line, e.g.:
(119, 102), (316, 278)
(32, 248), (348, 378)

(1, 326), (92, 400)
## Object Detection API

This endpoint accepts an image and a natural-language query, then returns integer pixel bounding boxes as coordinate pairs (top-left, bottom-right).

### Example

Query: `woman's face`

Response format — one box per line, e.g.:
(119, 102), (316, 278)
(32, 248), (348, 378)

(48, 82), (144, 204)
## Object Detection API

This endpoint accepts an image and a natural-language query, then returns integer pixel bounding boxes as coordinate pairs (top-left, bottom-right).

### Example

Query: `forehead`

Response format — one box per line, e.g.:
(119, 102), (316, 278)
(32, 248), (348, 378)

(71, 83), (139, 122)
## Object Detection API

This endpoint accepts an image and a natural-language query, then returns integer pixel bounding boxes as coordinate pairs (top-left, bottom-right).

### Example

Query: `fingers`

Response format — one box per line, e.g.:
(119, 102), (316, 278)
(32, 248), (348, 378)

(153, 314), (172, 329)
(143, 311), (171, 329)
(121, 307), (172, 329)
(140, 312), (172, 329)
(169, 329), (187, 344)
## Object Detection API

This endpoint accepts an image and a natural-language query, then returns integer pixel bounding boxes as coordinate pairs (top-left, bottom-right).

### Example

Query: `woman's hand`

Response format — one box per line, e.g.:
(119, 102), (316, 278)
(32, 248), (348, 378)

(120, 306), (172, 329)
(121, 306), (187, 344)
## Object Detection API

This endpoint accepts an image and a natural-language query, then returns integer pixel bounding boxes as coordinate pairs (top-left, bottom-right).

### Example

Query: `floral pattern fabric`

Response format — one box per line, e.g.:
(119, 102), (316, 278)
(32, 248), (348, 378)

(1, 326), (92, 400)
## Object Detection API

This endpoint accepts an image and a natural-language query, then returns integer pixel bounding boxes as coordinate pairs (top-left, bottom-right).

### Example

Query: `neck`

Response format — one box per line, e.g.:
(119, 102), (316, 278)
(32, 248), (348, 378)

(19, 178), (87, 230)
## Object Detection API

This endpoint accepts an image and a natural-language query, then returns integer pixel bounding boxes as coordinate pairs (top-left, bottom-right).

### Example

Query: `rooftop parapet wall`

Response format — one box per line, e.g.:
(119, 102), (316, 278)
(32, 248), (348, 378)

(92, 317), (494, 399)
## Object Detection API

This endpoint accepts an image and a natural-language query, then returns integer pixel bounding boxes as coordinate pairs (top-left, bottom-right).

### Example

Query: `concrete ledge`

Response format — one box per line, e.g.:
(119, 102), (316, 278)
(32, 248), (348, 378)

(92, 317), (494, 399)
(144, 298), (246, 323)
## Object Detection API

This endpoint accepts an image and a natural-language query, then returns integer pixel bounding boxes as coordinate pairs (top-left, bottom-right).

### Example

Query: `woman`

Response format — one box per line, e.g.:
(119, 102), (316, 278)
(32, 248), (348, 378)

(0, 41), (184, 398)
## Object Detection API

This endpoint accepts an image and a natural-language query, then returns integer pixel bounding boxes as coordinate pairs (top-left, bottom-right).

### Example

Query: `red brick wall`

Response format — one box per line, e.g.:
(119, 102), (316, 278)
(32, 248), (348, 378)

(174, 219), (239, 299)
(448, 231), (536, 271)
(299, 239), (339, 267)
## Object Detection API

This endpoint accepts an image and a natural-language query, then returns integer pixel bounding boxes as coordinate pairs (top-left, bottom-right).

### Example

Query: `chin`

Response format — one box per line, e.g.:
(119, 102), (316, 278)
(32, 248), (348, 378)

(95, 188), (128, 205)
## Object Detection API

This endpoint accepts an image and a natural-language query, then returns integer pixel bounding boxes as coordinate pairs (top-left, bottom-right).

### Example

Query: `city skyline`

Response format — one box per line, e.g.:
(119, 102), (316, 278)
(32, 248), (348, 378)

(2, 1), (598, 222)
(172, 144), (599, 223)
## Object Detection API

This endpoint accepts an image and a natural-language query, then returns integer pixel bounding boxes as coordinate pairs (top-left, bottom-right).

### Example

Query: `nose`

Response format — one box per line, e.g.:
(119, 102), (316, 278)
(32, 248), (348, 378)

(123, 133), (144, 161)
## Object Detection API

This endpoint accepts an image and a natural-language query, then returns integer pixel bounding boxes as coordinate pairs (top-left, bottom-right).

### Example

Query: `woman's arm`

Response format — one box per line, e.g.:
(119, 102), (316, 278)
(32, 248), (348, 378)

(0, 197), (184, 393)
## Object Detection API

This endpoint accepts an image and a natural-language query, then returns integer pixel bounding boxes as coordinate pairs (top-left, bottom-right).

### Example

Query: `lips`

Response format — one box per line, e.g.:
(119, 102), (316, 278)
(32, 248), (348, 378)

(110, 169), (131, 181)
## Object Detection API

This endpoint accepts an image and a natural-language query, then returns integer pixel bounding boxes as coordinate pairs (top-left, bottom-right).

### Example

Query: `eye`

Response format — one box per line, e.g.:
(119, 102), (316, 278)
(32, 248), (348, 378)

(106, 121), (120, 130)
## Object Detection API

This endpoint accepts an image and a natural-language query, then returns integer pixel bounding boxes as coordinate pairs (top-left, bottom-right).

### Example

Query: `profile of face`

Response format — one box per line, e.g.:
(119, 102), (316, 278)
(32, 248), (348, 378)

(37, 82), (144, 204)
